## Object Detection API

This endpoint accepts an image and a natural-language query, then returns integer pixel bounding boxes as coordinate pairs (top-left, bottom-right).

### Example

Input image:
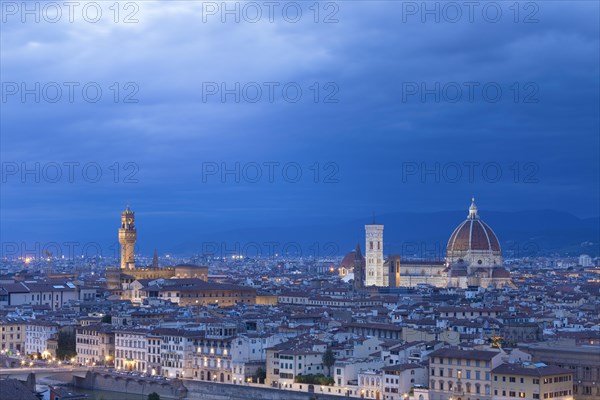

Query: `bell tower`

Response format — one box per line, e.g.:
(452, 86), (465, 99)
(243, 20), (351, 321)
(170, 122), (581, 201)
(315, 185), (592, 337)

(365, 222), (384, 286)
(119, 206), (136, 270)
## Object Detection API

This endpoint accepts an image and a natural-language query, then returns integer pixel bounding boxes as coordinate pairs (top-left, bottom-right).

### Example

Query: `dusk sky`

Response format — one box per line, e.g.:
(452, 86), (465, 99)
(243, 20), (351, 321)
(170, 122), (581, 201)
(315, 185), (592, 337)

(1, 1), (599, 253)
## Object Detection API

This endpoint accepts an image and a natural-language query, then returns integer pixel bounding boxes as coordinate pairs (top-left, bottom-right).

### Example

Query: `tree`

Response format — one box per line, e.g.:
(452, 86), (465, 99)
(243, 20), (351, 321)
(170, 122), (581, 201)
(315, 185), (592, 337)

(294, 373), (334, 386)
(56, 330), (76, 360)
(147, 393), (160, 400)
(322, 347), (336, 377)
(101, 314), (112, 324)
(253, 367), (266, 383)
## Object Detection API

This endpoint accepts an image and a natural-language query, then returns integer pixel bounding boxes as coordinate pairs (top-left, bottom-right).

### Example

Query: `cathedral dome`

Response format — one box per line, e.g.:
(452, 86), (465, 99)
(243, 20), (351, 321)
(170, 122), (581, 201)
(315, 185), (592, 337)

(339, 250), (358, 271)
(446, 198), (501, 262)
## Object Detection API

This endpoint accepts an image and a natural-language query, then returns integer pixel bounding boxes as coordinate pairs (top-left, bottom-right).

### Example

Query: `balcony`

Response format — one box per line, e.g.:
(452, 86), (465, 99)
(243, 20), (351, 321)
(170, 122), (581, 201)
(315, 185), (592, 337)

(451, 386), (465, 395)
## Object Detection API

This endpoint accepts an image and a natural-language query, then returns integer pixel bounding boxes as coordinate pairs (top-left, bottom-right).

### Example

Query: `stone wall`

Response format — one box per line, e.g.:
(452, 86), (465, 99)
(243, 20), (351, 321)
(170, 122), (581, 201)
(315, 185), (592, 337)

(73, 371), (187, 399)
(183, 380), (361, 400)
(73, 372), (363, 400)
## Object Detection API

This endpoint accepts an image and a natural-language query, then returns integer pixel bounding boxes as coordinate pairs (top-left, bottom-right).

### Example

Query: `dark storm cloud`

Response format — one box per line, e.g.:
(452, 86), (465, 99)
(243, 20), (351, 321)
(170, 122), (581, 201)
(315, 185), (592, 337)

(1, 1), (598, 249)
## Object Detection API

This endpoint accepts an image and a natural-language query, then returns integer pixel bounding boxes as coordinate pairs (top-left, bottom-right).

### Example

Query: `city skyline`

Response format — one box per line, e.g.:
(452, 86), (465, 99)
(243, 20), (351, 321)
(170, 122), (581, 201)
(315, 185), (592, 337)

(1, 2), (599, 400)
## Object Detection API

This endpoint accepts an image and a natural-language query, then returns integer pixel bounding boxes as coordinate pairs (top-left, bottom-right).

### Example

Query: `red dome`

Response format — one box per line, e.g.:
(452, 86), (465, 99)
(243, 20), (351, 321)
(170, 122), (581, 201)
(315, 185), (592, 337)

(339, 251), (356, 270)
(446, 198), (501, 257)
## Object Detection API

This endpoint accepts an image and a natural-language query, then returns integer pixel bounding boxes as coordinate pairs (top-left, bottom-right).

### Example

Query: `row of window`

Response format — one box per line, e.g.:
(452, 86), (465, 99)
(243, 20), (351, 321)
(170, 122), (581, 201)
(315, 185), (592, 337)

(1, 334), (21, 340)
(1, 326), (21, 331)
(431, 368), (489, 380)
(492, 389), (572, 398)
(435, 358), (490, 367)
(430, 380), (490, 394)
(544, 376), (571, 383)
(543, 390), (572, 398)
(116, 339), (145, 348)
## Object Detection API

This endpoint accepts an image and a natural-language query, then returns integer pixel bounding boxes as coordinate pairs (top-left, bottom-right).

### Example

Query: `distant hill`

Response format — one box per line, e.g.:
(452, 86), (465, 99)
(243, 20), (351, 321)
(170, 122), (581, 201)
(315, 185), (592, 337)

(169, 210), (599, 258)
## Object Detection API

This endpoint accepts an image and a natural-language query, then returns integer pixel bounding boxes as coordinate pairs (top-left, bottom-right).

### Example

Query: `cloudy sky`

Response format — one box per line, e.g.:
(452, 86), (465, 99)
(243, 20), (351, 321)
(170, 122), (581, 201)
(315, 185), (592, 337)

(1, 1), (598, 252)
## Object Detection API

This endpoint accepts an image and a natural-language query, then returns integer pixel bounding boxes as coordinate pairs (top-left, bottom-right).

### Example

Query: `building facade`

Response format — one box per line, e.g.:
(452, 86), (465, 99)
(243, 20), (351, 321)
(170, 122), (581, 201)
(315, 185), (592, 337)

(25, 321), (58, 357)
(75, 324), (115, 366)
(492, 363), (574, 400)
(366, 223), (385, 286)
(428, 347), (504, 400)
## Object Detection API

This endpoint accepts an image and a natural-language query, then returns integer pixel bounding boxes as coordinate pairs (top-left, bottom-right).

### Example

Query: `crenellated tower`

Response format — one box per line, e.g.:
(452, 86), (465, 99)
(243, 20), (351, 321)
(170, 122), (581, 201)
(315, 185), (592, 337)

(118, 207), (136, 270)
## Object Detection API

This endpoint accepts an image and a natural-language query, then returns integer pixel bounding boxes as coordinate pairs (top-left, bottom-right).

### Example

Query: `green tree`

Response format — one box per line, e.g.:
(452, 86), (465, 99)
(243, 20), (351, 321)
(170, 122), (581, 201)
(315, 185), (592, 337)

(101, 314), (112, 324)
(294, 374), (334, 386)
(147, 392), (160, 400)
(253, 367), (266, 383)
(56, 330), (76, 360)
(322, 347), (336, 377)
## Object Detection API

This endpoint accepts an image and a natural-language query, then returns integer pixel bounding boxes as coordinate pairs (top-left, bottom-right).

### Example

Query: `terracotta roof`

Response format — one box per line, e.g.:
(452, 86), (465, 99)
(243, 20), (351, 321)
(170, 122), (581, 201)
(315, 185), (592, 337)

(492, 363), (572, 377)
(429, 347), (500, 361)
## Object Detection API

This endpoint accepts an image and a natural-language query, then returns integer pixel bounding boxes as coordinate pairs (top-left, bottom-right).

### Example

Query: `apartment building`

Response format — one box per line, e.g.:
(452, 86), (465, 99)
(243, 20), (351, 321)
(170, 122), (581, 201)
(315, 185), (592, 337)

(0, 317), (26, 354)
(115, 329), (149, 372)
(75, 324), (115, 365)
(428, 347), (504, 400)
(492, 363), (574, 400)
(24, 320), (58, 357)
(266, 336), (328, 387)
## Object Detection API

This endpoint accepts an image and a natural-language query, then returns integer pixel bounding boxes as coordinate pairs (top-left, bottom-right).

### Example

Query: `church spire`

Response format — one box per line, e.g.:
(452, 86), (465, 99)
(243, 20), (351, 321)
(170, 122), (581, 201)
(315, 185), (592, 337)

(355, 242), (362, 259)
(468, 196), (479, 219)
